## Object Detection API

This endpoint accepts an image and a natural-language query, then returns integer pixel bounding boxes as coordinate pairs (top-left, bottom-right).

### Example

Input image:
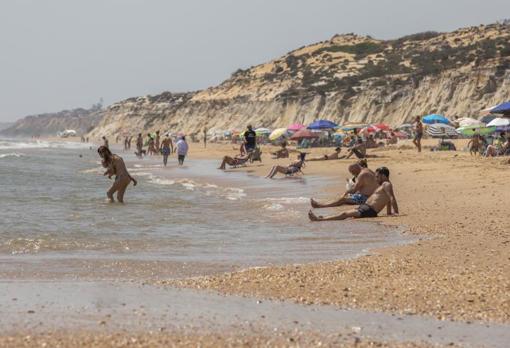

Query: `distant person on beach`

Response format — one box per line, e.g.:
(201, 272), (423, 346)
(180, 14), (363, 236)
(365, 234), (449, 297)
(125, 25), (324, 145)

(98, 146), (137, 203)
(218, 152), (252, 170)
(271, 141), (289, 159)
(244, 125), (257, 152)
(413, 116), (423, 153)
(128, 136), (133, 150)
(266, 153), (306, 178)
(176, 136), (188, 165)
(467, 134), (482, 156)
(124, 136), (129, 151)
(310, 161), (378, 208)
(309, 166), (398, 221)
(147, 134), (156, 155)
(160, 134), (174, 166)
(155, 131), (161, 153)
(135, 133), (145, 158)
(340, 138), (366, 159)
(307, 147), (342, 161)
(203, 127), (208, 148)
(102, 136), (109, 149)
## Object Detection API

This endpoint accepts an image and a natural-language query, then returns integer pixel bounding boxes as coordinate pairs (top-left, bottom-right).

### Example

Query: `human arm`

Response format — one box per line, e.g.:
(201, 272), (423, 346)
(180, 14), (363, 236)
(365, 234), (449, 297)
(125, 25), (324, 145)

(346, 172), (366, 194)
(383, 182), (399, 215)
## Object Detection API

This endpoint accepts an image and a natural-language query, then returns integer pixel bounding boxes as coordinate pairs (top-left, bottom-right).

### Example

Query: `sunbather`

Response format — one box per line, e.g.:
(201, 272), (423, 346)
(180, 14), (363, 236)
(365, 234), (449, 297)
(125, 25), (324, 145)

(341, 138), (366, 159)
(309, 166), (398, 221)
(310, 162), (378, 208)
(307, 147), (342, 161)
(266, 153), (306, 179)
(271, 142), (289, 159)
(218, 152), (252, 170)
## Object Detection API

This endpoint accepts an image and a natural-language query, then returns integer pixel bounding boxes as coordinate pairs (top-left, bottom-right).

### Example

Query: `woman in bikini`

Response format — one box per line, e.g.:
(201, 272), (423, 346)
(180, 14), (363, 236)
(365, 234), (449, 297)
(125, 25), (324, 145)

(98, 146), (137, 203)
(266, 153), (306, 179)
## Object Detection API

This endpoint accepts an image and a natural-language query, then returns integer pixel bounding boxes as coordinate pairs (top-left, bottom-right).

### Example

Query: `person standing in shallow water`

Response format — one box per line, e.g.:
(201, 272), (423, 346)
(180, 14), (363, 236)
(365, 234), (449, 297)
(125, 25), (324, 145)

(176, 136), (188, 165)
(155, 130), (161, 154)
(98, 146), (137, 203)
(413, 116), (423, 153)
(203, 127), (207, 148)
(102, 136), (109, 149)
(160, 134), (174, 166)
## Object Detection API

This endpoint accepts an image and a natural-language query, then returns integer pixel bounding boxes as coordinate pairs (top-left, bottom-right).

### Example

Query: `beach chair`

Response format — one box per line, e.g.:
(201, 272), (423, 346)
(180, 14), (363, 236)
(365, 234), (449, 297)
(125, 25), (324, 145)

(229, 152), (253, 168)
(285, 153), (307, 176)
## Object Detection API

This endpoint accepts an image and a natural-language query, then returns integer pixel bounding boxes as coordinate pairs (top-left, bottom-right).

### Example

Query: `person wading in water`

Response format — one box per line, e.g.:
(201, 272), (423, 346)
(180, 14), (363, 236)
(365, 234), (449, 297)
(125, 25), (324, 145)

(98, 146), (137, 203)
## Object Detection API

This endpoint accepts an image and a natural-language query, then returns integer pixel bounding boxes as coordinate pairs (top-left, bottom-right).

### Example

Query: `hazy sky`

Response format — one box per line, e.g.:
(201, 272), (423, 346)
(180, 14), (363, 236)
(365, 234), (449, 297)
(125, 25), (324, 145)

(1, 0), (509, 121)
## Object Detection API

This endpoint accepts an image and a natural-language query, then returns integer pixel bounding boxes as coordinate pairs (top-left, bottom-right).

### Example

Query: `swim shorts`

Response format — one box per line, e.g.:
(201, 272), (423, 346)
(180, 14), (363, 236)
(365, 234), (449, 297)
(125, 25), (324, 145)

(357, 204), (378, 218)
(348, 193), (368, 205)
(414, 132), (423, 141)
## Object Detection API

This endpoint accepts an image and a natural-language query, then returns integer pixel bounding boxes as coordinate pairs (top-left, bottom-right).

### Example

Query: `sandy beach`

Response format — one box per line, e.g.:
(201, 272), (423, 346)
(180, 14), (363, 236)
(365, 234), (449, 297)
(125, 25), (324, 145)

(1, 137), (509, 348)
(165, 139), (510, 324)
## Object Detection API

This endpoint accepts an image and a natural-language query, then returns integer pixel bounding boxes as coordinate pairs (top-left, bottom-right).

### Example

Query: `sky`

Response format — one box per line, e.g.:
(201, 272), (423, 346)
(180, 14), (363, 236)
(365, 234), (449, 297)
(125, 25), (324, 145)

(1, 0), (509, 122)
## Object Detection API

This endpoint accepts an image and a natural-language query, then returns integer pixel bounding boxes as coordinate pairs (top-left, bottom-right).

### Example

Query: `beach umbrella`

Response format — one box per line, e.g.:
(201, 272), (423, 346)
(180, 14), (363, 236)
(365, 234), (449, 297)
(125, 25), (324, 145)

(456, 125), (496, 137)
(458, 118), (484, 127)
(269, 128), (289, 141)
(490, 101), (510, 115)
(307, 119), (338, 130)
(372, 123), (391, 131)
(393, 131), (409, 139)
(397, 123), (413, 129)
(290, 128), (320, 140)
(287, 123), (305, 132)
(487, 117), (510, 127)
(341, 123), (368, 131)
(422, 114), (450, 125)
(255, 128), (271, 136)
(479, 115), (498, 124)
(426, 124), (458, 138)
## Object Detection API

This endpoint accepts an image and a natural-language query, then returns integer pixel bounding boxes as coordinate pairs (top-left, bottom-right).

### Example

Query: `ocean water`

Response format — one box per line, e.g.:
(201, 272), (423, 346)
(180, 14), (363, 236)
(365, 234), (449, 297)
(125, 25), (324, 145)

(0, 138), (410, 280)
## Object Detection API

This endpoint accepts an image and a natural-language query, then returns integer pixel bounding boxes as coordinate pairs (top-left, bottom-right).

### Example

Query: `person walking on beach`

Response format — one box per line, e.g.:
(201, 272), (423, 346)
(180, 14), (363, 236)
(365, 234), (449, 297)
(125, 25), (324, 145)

(176, 136), (188, 165)
(155, 130), (161, 154)
(203, 127), (208, 148)
(135, 133), (144, 158)
(413, 116), (423, 153)
(160, 134), (174, 166)
(309, 166), (398, 221)
(98, 146), (137, 203)
(128, 136), (133, 150)
(102, 136), (109, 149)
(310, 162), (379, 208)
(147, 134), (156, 155)
(124, 136), (129, 151)
(244, 125), (257, 152)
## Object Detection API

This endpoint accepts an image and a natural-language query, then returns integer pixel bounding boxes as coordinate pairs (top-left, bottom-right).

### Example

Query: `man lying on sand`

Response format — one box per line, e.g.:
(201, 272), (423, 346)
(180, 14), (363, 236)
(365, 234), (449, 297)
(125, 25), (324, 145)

(266, 153), (306, 178)
(309, 166), (398, 221)
(310, 161), (378, 208)
(307, 147), (342, 161)
(98, 146), (137, 203)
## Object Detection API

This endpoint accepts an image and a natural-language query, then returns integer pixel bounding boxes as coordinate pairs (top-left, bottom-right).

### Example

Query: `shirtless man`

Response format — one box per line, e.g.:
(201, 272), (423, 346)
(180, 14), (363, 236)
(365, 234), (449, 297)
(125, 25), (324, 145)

(310, 162), (378, 208)
(413, 116), (423, 153)
(307, 147), (342, 161)
(154, 131), (161, 154)
(135, 133), (144, 157)
(102, 136), (109, 149)
(98, 146), (137, 203)
(309, 166), (398, 221)
(160, 134), (174, 166)
(341, 138), (366, 159)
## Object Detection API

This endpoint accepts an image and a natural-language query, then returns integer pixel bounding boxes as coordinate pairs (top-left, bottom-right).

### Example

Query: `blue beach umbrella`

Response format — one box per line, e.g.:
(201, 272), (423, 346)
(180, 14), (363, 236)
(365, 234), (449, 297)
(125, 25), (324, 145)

(422, 114), (450, 125)
(308, 119), (338, 130)
(490, 102), (510, 115)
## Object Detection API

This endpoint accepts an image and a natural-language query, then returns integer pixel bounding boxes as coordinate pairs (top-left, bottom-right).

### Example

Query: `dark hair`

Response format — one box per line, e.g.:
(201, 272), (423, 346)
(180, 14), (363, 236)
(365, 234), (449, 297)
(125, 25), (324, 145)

(97, 145), (112, 158)
(335, 147), (341, 151)
(376, 166), (390, 178)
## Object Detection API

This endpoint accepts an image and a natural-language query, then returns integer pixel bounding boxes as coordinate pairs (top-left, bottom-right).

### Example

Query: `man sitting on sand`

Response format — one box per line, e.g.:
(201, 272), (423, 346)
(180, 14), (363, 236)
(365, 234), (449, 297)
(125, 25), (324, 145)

(309, 166), (398, 221)
(307, 147), (342, 161)
(310, 161), (378, 208)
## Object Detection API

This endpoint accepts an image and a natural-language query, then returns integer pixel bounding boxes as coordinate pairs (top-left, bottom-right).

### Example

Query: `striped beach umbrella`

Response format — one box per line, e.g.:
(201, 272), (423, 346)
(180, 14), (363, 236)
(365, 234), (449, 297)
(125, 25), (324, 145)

(427, 124), (457, 138)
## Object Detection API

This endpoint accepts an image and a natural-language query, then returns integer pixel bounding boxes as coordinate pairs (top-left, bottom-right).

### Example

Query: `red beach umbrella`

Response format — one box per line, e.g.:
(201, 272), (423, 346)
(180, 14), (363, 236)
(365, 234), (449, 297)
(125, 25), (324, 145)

(290, 129), (320, 140)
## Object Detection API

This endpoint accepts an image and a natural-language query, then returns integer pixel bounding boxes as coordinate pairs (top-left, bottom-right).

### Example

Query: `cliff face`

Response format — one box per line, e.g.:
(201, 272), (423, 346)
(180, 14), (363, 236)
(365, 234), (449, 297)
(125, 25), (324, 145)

(89, 23), (510, 137)
(1, 107), (102, 137)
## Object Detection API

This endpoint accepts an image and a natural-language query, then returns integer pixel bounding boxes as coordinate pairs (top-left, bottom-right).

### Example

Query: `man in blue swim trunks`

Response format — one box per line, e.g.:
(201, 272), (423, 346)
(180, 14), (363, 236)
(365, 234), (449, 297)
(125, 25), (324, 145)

(309, 166), (399, 221)
(310, 162), (379, 208)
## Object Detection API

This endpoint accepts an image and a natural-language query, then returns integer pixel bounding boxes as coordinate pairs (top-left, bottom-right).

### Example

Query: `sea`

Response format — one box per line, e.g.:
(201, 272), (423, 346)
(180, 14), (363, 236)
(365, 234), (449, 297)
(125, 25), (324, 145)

(0, 138), (410, 281)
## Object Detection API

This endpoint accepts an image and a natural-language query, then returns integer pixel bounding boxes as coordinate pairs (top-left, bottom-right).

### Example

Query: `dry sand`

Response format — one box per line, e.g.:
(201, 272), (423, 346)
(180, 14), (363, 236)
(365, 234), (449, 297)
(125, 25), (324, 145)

(166, 139), (510, 324)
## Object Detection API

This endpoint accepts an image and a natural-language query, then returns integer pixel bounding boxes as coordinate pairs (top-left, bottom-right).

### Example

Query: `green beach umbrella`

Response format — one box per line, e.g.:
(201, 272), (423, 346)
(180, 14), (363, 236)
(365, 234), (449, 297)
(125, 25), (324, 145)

(456, 125), (496, 136)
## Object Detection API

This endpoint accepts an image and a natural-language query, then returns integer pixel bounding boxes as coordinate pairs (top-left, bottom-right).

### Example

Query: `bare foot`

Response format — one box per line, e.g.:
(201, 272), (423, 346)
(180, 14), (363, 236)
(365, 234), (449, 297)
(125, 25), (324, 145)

(308, 210), (321, 221)
(310, 198), (321, 208)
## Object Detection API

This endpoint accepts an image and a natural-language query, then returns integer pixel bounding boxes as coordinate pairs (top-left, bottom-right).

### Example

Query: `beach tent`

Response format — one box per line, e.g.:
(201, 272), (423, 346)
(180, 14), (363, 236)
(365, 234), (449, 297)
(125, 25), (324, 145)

(288, 123), (305, 132)
(422, 114), (450, 125)
(490, 102), (510, 115)
(426, 124), (457, 138)
(456, 125), (496, 137)
(486, 118), (510, 127)
(290, 128), (320, 140)
(307, 119), (338, 130)
(269, 128), (289, 141)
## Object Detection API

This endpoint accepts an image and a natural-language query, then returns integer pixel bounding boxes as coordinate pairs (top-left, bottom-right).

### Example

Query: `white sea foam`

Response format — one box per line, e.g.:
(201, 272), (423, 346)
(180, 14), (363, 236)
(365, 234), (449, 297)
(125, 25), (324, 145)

(0, 152), (25, 159)
(0, 140), (90, 150)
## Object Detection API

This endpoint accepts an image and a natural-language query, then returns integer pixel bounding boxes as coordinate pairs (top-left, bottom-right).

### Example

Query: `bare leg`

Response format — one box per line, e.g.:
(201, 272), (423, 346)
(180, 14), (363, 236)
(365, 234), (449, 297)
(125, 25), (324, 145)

(308, 208), (361, 221)
(116, 180), (130, 203)
(218, 156), (235, 170)
(310, 195), (355, 208)
(266, 165), (287, 179)
(107, 183), (118, 203)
